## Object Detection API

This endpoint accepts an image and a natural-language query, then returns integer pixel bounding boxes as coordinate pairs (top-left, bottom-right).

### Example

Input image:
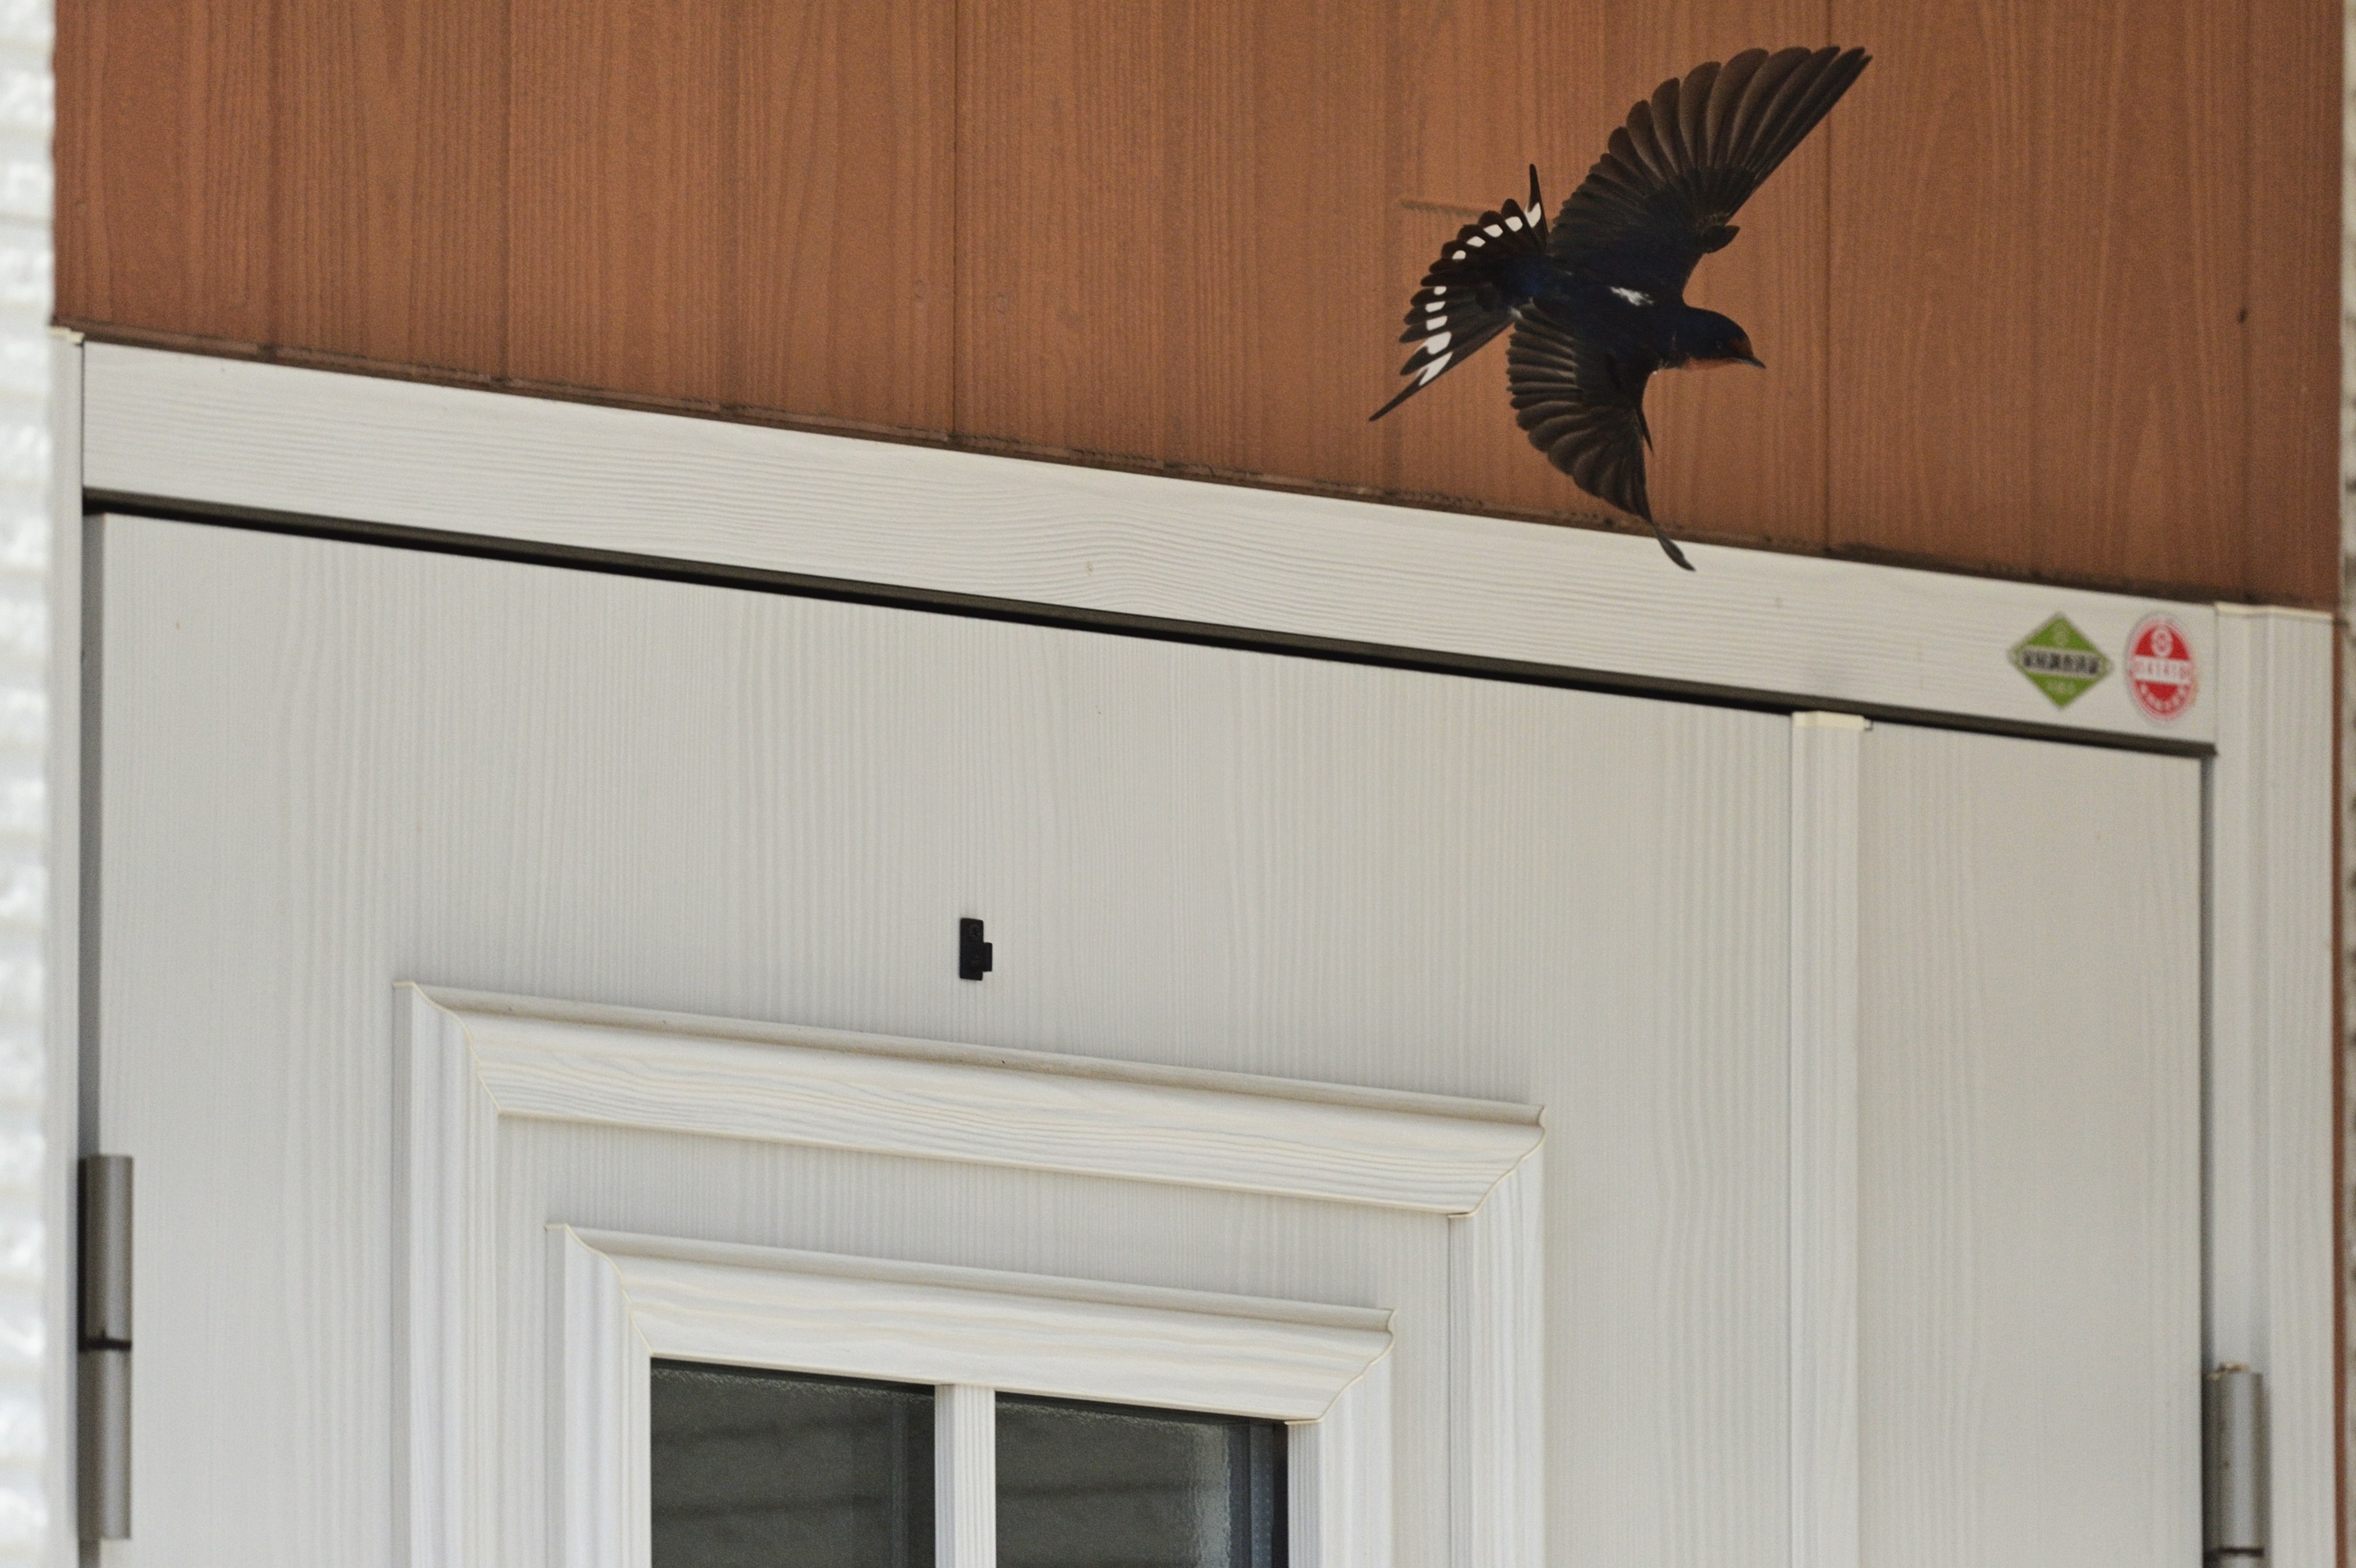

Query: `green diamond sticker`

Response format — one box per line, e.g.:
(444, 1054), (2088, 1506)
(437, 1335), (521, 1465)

(2010, 615), (2112, 709)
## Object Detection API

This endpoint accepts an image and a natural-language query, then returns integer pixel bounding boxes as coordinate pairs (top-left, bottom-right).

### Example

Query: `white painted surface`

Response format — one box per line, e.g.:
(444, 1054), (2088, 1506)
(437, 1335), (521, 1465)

(0, 26), (50, 1558)
(80, 342), (2218, 743)
(96, 517), (1804, 1566)
(935, 1384), (995, 1568)
(566, 1215), (1390, 1421)
(1448, 1153), (1541, 1568)
(1288, 1356), (1391, 1568)
(38, 331), (69, 1568)
(424, 985), (1542, 1213)
(2209, 608), (2337, 1567)
(1855, 724), (2204, 1567)
(550, 1226), (643, 1568)
(404, 979), (1518, 1562)
(1787, 713), (1863, 1568)
(553, 1226), (1389, 1563)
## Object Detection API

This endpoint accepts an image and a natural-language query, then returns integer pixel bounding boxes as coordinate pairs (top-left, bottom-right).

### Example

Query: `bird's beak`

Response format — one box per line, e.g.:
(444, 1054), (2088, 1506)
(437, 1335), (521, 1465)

(1737, 354), (1765, 369)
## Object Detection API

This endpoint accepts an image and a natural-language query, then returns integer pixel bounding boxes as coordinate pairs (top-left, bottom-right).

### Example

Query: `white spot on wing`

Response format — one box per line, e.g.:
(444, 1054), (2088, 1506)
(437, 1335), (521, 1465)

(1452, 250), (1466, 261)
(1415, 351), (1453, 384)
(1504, 215), (1523, 231)
(1466, 234), (1484, 248)
(1423, 331), (1452, 354)
(1484, 223), (1503, 236)
(1430, 285), (1447, 295)
(1610, 286), (1652, 306)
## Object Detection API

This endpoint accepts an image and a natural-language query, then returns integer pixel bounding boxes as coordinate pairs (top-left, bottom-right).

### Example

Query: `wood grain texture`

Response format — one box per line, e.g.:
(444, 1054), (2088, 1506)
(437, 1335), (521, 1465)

(53, 0), (2342, 602)
(508, 0), (954, 425)
(1448, 1155), (1543, 1568)
(1787, 712), (1863, 1568)
(958, 0), (1392, 486)
(1288, 1358), (1394, 1568)
(421, 985), (1546, 1213)
(273, 0), (508, 372)
(1826, 0), (2037, 571)
(728, 0), (955, 427)
(1857, 725), (2201, 1566)
(571, 1230), (1393, 1420)
(1830, 0), (2274, 600)
(99, 517), (1793, 1566)
(2239, 0), (2339, 606)
(507, 0), (729, 404)
(2023, 0), (2245, 593)
(2208, 609), (2339, 1564)
(552, 1226), (649, 1568)
(935, 1385), (996, 1568)
(57, 0), (275, 340)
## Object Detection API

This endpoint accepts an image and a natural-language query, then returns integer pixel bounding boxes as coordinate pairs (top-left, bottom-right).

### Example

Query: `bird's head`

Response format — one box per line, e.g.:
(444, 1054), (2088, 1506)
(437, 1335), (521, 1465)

(1676, 309), (1766, 371)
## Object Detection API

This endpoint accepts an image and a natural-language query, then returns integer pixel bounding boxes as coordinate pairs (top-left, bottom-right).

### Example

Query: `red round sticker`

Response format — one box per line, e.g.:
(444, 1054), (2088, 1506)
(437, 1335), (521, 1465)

(2125, 614), (2197, 722)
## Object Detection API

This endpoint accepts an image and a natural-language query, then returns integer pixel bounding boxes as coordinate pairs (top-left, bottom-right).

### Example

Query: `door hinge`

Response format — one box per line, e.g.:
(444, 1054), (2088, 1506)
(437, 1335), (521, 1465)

(78, 1154), (130, 1541)
(2204, 1364), (2266, 1562)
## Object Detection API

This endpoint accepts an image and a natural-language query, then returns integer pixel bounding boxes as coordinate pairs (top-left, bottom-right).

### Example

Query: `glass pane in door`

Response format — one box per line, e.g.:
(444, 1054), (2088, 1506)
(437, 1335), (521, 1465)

(996, 1395), (1285, 1568)
(651, 1361), (934, 1568)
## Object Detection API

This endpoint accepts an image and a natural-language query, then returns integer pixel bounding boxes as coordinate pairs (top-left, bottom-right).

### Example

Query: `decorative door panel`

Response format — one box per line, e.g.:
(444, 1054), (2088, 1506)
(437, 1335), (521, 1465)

(91, 516), (1795, 1566)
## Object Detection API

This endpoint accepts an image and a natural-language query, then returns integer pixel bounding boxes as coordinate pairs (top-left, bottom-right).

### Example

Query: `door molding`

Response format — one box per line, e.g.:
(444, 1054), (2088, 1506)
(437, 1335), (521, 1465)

(84, 341), (2220, 747)
(551, 1224), (1395, 1568)
(428, 982), (1542, 1212)
(398, 983), (1542, 1567)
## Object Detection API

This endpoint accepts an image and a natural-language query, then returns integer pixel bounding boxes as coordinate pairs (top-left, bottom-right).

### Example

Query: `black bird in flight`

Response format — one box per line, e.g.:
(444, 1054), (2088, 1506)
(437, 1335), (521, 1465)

(1372, 46), (1871, 569)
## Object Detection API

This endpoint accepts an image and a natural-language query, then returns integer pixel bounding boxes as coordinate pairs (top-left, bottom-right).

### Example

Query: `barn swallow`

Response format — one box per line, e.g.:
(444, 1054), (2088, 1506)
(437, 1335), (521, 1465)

(1372, 46), (1871, 569)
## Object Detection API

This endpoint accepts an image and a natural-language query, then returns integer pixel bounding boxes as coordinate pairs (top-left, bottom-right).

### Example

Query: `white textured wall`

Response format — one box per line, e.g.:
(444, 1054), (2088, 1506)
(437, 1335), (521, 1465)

(0, 0), (48, 1559)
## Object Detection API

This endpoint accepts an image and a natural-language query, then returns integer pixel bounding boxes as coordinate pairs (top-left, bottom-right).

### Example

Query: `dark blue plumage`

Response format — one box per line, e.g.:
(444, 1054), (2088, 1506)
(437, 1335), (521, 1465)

(1372, 46), (1872, 569)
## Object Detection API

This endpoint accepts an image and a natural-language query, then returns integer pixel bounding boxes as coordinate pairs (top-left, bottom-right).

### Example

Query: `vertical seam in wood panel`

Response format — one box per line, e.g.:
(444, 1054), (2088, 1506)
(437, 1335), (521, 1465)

(950, 0), (963, 436)
(2331, 625), (2347, 1568)
(264, 0), (285, 352)
(1820, 0), (1836, 553)
(2239, 0), (2257, 602)
(502, 0), (518, 385)
(1377, 0), (1401, 493)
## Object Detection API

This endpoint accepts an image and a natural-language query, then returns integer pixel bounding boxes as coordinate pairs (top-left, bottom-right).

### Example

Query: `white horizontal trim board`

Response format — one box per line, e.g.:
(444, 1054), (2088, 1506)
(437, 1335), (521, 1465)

(566, 1226), (1394, 1420)
(400, 984), (1538, 1567)
(553, 1227), (1393, 1568)
(83, 342), (2215, 742)
(421, 983), (1542, 1212)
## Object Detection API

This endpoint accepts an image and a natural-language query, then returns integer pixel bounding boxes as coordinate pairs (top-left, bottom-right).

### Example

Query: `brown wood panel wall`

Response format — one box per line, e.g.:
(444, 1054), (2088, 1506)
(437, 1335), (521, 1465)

(56, 0), (2342, 606)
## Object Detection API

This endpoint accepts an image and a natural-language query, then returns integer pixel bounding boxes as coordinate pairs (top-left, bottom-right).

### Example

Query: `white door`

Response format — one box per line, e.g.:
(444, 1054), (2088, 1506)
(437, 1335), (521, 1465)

(86, 515), (2201, 1566)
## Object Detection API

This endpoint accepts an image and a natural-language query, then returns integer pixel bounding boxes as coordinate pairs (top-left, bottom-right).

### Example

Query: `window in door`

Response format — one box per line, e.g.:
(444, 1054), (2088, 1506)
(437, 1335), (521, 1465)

(647, 1364), (1288, 1568)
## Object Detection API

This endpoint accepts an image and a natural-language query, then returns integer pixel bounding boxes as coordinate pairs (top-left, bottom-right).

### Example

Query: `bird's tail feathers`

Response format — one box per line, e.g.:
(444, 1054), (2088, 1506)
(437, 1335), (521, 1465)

(1371, 182), (1553, 420)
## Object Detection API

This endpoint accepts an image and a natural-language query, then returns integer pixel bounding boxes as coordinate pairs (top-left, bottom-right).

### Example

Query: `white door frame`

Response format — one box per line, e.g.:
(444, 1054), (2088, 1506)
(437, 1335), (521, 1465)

(48, 339), (2338, 1565)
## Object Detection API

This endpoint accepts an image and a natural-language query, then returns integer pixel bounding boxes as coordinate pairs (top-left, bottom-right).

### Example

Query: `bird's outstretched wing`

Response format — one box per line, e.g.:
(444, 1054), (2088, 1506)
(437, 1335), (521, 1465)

(1507, 298), (1690, 569)
(1371, 167), (1550, 421)
(1550, 46), (1869, 299)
